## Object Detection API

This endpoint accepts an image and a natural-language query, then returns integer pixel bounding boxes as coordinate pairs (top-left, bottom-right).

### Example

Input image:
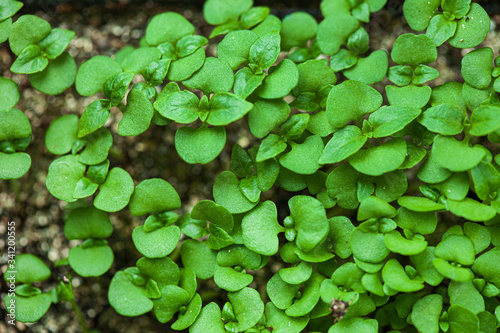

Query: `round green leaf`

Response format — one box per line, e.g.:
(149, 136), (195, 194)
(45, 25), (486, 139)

(180, 240), (217, 279)
(3, 254), (50, 285)
(348, 138), (407, 176)
(192, 200), (233, 232)
(78, 127), (113, 165)
(326, 80), (382, 128)
(319, 126), (366, 165)
(45, 114), (78, 155)
(0, 152), (31, 179)
(448, 198), (496, 222)
(394, 207), (437, 235)
(411, 294), (442, 333)
(403, 0), (440, 31)
(248, 98), (290, 139)
(279, 261), (312, 285)
(137, 257), (180, 288)
(171, 293), (202, 330)
(386, 84), (432, 108)
(293, 59), (336, 96)
(289, 195), (329, 253)
(214, 264), (253, 291)
(108, 271), (154, 316)
(145, 12), (194, 46)
(175, 125), (226, 164)
(326, 164), (359, 209)
(280, 135), (324, 175)
(472, 248), (500, 287)
(448, 280), (485, 315)
(183, 57), (234, 94)
(256, 59), (299, 99)
(0, 76), (19, 111)
(358, 196), (396, 221)
(203, 0), (252, 25)
(68, 244), (113, 277)
(167, 47), (206, 82)
(64, 206), (112, 240)
(449, 3), (490, 49)
(370, 105), (422, 138)
(410, 247), (445, 286)
(265, 302), (309, 333)
(464, 222), (491, 254)
(448, 304), (480, 333)
(213, 171), (258, 214)
(4, 293), (51, 323)
(0, 108), (31, 141)
(286, 271), (324, 317)
(207, 92), (253, 126)
(281, 12), (318, 50)
(433, 257), (474, 282)
(118, 88), (154, 136)
(8, 14), (51, 56)
(132, 225), (180, 258)
(382, 259), (424, 292)
(46, 155), (86, 202)
(153, 285), (190, 323)
(317, 14), (359, 55)
(75, 56), (122, 96)
(343, 50), (388, 85)
(470, 105), (500, 137)
(129, 178), (181, 216)
(228, 287), (265, 331)
(30, 52), (76, 95)
(385, 230), (427, 255)
(242, 201), (284, 256)
(418, 104), (466, 135)
(432, 135), (485, 172)
(217, 30), (259, 71)
(461, 47), (493, 90)
(350, 228), (389, 263)
(391, 33), (437, 68)
(190, 302), (225, 333)
(328, 216), (355, 259)
(94, 167), (134, 212)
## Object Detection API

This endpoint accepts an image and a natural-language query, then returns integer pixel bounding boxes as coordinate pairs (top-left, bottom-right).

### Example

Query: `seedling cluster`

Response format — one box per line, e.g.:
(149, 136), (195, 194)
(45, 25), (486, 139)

(2, 0), (500, 332)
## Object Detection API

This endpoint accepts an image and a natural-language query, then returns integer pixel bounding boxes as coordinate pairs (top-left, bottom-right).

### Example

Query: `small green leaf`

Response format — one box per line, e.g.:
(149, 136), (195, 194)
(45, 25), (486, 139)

(167, 47), (206, 82)
(385, 230), (427, 255)
(326, 164), (359, 209)
(470, 105), (500, 136)
(418, 103), (465, 135)
(75, 56), (122, 96)
(403, 0), (440, 31)
(94, 167), (134, 212)
(208, 93), (253, 126)
(370, 105), (421, 138)
(38, 28), (75, 59)
(118, 88), (154, 136)
(3, 293), (51, 323)
(256, 59), (299, 99)
(280, 135), (324, 175)
(171, 293), (202, 330)
(448, 304), (480, 333)
(431, 135), (485, 172)
(391, 33), (437, 68)
(153, 285), (190, 323)
(449, 3), (490, 49)
(242, 201), (284, 256)
(8, 14), (51, 56)
(0, 77), (19, 111)
(217, 30), (259, 70)
(461, 47), (493, 90)
(382, 259), (424, 292)
(29, 52), (76, 95)
(326, 80), (382, 128)
(316, 14), (359, 55)
(248, 98), (290, 139)
(348, 138), (407, 176)
(214, 264), (253, 291)
(426, 14), (457, 46)
(328, 216), (355, 259)
(77, 99), (111, 138)
(233, 67), (265, 99)
(249, 33), (281, 70)
(10, 45), (48, 74)
(448, 198), (496, 222)
(343, 50), (389, 85)
(145, 12), (194, 45)
(213, 171), (258, 214)
(228, 287), (265, 331)
(319, 126), (367, 165)
(0, 0), (23, 21)
(129, 178), (181, 216)
(73, 177), (98, 199)
(192, 200), (234, 233)
(3, 254), (50, 284)
(108, 271), (154, 316)
(256, 134), (286, 162)
(289, 195), (329, 253)
(175, 125), (226, 164)
(183, 57), (234, 94)
(386, 84), (432, 108)
(46, 155), (86, 202)
(411, 294), (443, 333)
(358, 196), (396, 221)
(78, 127), (113, 165)
(64, 206), (112, 240)
(69, 244), (113, 277)
(350, 227), (389, 263)
(265, 302), (309, 333)
(132, 225), (180, 258)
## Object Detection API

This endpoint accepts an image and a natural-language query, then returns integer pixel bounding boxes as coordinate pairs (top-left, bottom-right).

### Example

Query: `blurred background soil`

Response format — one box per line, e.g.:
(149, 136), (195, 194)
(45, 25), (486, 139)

(0, 0), (500, 332)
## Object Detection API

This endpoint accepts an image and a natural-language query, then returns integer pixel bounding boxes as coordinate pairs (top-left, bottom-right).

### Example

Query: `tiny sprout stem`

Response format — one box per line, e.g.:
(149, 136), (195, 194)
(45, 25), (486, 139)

(69, 299), (89, 333)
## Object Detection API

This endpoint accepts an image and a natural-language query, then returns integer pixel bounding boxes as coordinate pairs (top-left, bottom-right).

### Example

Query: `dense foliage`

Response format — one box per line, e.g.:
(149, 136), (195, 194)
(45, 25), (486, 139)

(2, 0), (500, 332)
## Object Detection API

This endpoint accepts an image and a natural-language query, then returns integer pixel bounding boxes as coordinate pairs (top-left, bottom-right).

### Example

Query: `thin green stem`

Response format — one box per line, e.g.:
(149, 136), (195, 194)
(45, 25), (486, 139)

(69, 299), (88, 333)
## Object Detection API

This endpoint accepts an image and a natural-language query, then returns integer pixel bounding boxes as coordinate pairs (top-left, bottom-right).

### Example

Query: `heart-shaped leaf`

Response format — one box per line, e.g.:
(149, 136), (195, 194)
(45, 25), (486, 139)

(132, 225), (181, 258)
(175, 125), (226, 164)
(94, 167), (134, 212)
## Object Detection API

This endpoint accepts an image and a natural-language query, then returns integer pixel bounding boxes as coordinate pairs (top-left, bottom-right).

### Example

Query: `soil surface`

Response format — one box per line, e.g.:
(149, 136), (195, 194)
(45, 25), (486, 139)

(0, 1), (499, 332)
